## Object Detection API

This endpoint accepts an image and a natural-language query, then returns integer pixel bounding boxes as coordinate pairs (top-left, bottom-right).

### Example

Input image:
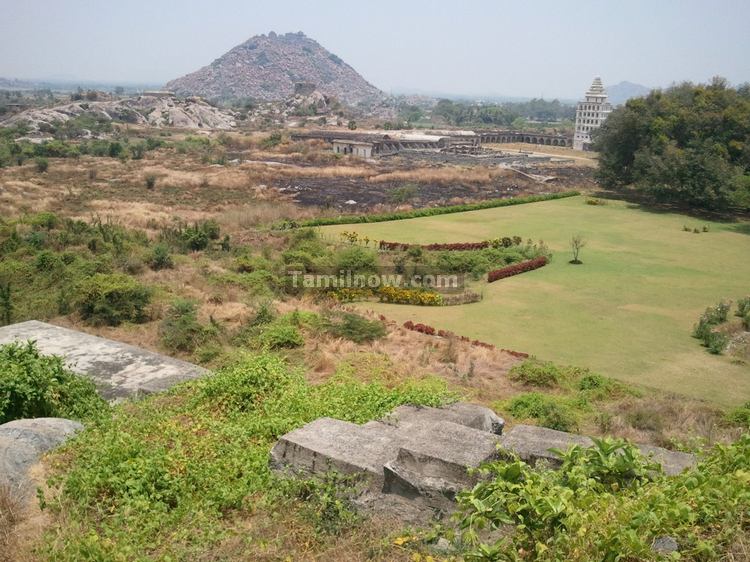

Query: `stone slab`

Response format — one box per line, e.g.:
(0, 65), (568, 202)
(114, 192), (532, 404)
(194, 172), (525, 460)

(0, 418), (82, 500)
(380, 403), (505, 435)
(500, 424), (696, 476)
(0, 320), (208, 400)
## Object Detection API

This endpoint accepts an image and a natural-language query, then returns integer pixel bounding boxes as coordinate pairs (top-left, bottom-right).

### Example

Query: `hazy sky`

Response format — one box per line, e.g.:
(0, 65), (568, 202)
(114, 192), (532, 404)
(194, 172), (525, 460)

(2, 0), (749, 99)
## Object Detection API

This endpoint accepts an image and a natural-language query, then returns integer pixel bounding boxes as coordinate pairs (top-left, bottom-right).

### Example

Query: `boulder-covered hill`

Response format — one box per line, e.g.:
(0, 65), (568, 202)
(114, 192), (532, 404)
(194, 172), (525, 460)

(2, 95), (236, 136)
(166, 31), (384, 106)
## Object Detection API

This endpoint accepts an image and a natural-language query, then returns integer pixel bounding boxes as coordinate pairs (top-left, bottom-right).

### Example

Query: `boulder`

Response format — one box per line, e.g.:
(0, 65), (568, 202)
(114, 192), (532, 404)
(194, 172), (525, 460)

(0, 418), (82, 500)
(499, 424), (696, 475)
(0, 320), (207, 400)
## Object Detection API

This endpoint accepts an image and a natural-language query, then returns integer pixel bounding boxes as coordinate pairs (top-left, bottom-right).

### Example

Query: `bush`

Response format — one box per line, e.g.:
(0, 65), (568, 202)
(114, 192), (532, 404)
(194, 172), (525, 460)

(0, 341), (107, 423)
(259, 322), (304, 349)
(376, 286), (444, 306)
(147, 243), (173, 270)
(455, 432), (750, 561)
(506, 392), (578, 431)
(76, 273), (151, 326)
(159, 300), (217, 353)
(323, 312), (386, 343)
(34, 157), (48, 173)
(487, 256), (548, 282)
(508, 358), (563, 387)
(145, 174), (157, 189)
(727, 402), (750, 426)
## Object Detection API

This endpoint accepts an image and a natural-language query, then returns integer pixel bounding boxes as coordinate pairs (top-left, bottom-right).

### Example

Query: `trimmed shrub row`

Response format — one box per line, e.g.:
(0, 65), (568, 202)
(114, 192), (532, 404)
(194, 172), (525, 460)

(487, 256), (549, 283)
(378, 236), (525, 252)
(379, 240), (490, 251)
(402, 320), (528, 358)
(275, 191), (580, 229)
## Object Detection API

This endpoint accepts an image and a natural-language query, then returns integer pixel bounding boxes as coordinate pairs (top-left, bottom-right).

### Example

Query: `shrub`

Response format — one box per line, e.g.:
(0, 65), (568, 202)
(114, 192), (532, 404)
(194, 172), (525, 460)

(335, 246), (377, 274)
(278, 192), (580, 229)
(147, 243), (173, 270)
(705, 331), (728, 354)
(455, 433), (750, 561)
(506, 392), (577, 431)
(727, 402), (750, 426)
(145, 174), (157, 189)
(76, 273), (151, 326)
(259, 132), (282, 149)
(487, 256), (548, 282)
(34, 157), (48, 173)
(0, 341), (107, 423)
(159, 300), (217, 353)
(377, 286), (444, 306)
(259, 322), (304, 349)
(323, 312), (386, 343)
(508, 358), (563, 387)
(737, 296), (750, 318)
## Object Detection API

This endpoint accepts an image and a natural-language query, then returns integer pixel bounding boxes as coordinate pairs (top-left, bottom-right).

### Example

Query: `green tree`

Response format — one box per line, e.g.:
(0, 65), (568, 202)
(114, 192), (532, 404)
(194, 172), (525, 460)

(595, 78), (750, 211)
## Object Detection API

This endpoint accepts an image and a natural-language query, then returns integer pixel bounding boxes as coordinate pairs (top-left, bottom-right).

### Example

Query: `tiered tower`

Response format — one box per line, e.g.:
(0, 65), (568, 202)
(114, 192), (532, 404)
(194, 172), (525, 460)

(573, 77), (612, 151)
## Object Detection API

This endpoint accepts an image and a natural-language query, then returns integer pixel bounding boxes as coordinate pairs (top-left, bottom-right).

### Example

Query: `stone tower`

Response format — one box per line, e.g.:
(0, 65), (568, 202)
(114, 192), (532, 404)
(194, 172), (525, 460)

(573, 77), (612, 151)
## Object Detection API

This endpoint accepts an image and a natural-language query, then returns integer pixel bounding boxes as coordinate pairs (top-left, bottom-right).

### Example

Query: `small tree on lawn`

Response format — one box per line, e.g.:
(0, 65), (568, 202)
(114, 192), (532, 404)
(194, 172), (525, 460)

(570, 234), (586, 264)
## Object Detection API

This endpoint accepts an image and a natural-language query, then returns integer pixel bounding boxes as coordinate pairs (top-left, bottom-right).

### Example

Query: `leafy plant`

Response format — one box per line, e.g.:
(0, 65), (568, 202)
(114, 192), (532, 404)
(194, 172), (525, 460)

(76, 273), (151, 326)
(159, 299), (217, 353)
(0, 341), (107, 423)
(322, 312), (386, 343)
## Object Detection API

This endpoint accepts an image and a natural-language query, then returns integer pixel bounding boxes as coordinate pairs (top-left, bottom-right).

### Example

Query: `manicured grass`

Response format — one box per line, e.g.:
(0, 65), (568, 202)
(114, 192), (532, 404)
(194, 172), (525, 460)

(324, 196), (750, 406)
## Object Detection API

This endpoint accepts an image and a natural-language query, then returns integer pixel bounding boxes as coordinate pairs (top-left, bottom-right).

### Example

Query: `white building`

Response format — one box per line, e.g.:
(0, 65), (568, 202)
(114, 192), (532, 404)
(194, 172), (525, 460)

(573, 77), (612, 151)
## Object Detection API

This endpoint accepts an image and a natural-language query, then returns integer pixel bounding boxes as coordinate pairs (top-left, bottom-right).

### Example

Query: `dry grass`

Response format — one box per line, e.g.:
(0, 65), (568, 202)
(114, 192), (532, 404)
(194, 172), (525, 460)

(0, 484), (22, 562)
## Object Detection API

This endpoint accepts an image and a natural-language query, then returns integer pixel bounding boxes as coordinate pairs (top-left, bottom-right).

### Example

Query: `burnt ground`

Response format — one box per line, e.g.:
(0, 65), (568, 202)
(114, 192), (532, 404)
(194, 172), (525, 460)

(274, 164), (595, 210)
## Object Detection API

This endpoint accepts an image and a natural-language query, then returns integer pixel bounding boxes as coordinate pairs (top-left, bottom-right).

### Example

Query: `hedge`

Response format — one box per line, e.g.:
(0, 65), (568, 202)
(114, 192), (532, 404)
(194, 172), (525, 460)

(402, 320), (528, 358)
(275, 191), (580, 229)
(487, 256), (549, 283)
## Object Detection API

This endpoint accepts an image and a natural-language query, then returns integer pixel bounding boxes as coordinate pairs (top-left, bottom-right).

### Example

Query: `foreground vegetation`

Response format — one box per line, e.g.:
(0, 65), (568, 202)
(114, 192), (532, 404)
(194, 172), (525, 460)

(40, 353), (452, 561)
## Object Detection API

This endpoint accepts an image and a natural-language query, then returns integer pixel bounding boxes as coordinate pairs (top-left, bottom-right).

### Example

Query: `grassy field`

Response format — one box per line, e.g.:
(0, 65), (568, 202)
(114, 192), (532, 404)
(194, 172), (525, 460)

(324, 196), (750, 406)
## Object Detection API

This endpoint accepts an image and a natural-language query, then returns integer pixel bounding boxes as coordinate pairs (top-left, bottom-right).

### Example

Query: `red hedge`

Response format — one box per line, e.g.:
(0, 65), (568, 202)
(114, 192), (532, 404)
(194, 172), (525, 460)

(402, 320), (528, 358)
(487, 256), (548, 283)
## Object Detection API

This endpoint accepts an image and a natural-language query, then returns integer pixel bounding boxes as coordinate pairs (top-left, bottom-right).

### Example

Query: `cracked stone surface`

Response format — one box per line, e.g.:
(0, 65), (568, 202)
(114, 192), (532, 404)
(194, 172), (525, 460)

(270, 404), (697, 520)
(0, 320), (207, 400)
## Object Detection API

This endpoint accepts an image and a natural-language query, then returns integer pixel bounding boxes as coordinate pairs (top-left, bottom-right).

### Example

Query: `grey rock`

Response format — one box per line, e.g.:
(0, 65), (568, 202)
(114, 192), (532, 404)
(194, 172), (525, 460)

(0, 320), (208, 400)
(433, 538), (452, 553)
(652, 535), (679, 554)
(0, 418), (82, 500)
(499, 425), (696, 475)
(271, 403), (503, 511)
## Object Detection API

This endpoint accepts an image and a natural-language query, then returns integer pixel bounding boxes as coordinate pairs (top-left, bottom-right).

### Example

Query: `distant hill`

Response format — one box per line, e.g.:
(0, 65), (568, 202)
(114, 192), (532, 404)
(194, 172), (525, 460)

(166, 31), (384, 106)
(606, 81), (651, 105)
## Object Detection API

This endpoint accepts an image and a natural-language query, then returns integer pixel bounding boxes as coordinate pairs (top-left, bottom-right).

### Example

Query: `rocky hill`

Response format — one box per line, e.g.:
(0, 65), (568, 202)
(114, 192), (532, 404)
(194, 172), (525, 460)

(607, 81), (651, 105)
(166, 31), (384, 106)
(2, 94), (236, 136)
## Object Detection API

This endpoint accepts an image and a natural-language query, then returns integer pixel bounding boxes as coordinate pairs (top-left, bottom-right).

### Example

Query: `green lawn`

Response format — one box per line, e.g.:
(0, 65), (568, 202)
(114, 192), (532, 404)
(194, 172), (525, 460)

(323, 196), (750, 406)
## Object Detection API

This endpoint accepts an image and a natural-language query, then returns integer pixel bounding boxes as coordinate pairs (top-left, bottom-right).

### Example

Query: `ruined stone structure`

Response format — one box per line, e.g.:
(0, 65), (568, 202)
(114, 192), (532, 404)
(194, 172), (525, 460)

(294, 129), (572, 156)
(271, 404), (695, 517)
(573, 77), (612, 151)
(476, 130), (571, 147)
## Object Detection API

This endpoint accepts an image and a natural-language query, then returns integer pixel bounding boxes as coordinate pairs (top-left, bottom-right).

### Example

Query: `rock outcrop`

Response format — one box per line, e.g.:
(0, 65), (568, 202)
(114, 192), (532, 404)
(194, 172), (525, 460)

(0, 418), (82, 500)
(2, 94), (237, 137)
(166, 31), (384, 106)
(0, 321), (207, 400)
(270, 404), (697, 519)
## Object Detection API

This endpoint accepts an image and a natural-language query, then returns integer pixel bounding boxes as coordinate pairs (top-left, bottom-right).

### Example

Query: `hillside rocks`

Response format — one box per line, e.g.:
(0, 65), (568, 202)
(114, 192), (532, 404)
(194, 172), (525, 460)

(270, 405), (697, 519)
(0, 321), (207, 400)
(0, 418), (82, 500)
(166, 31), (384, 106)
(2, 94), (237, 137)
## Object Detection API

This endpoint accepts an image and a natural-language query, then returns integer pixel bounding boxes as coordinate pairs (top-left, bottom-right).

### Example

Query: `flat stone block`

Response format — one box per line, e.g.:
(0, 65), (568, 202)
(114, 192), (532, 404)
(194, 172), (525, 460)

(0, 320), (207, 400)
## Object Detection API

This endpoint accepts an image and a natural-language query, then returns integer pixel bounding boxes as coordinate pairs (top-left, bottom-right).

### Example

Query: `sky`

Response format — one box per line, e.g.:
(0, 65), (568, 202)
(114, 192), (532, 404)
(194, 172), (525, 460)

(1, 0), (749, 99)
